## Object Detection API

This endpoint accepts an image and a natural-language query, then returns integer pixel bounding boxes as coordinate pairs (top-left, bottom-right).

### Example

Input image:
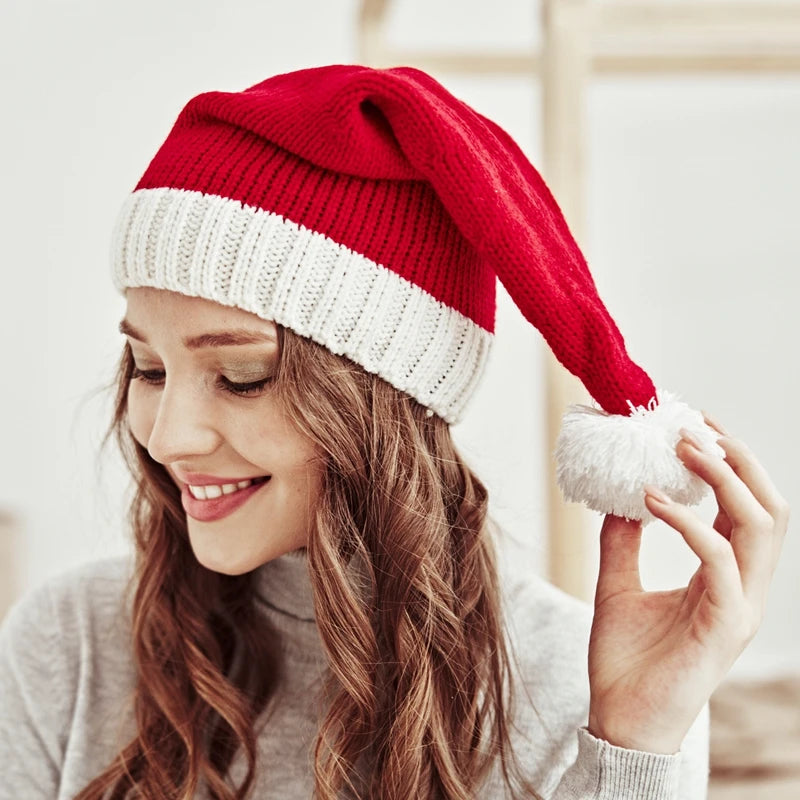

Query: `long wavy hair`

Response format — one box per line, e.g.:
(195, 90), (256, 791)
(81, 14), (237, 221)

(75, 323), (541, 800)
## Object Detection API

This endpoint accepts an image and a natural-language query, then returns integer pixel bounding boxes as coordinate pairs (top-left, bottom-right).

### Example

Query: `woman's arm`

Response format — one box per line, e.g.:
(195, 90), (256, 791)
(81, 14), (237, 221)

(0, 557), (135, 800)
(497, 574), (709, 798)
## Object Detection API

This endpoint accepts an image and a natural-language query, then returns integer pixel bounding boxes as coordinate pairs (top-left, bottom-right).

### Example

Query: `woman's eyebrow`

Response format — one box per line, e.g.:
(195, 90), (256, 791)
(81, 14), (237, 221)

(118, 318), (277, 349)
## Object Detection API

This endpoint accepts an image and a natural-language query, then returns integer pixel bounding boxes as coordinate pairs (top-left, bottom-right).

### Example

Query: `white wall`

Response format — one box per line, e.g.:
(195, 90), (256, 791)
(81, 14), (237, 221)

(1, 0), (797, 681)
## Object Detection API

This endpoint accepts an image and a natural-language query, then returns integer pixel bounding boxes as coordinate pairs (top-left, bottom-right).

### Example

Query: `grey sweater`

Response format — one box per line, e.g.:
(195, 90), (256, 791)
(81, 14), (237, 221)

(0, 553), (709, 799)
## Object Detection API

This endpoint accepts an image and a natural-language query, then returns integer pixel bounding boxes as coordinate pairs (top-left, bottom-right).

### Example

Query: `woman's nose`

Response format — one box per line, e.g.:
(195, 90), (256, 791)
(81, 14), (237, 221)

(145, 380), (223, 466)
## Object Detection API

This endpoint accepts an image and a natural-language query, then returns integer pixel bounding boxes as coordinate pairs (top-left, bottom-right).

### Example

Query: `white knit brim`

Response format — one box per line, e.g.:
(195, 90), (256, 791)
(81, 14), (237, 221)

(110, 187), (493, 423)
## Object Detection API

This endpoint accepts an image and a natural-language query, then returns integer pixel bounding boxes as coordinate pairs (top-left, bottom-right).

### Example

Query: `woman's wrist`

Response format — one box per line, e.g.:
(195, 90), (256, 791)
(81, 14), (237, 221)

(586, 712), (683, 755)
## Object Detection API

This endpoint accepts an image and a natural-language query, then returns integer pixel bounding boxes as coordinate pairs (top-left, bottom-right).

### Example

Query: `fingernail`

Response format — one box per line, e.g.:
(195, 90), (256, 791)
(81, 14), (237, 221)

(701, 409), (731, 436)
(644, 484), (671, 504)
(679, 427), (706, 452)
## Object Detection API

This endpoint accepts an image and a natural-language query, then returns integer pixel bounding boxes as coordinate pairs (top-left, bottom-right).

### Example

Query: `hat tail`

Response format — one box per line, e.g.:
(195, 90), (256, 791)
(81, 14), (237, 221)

(372, 69), (722, 522)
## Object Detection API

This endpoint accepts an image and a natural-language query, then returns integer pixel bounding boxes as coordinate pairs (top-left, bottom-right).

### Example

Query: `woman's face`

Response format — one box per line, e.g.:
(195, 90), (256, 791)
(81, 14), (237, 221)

(123, 287), (323, 575)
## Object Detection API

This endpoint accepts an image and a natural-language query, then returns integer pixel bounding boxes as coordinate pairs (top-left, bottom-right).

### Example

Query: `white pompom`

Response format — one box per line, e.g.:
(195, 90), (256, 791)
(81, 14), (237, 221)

(554, 389), (724, 523)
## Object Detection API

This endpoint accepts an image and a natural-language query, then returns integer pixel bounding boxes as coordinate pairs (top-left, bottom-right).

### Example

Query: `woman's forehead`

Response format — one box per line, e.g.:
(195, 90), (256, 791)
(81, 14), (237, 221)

(123, 287), (278, 341)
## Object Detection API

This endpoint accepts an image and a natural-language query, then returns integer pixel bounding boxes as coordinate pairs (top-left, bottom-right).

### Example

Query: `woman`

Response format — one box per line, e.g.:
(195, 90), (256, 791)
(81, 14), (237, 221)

(0, 64), (788, 799)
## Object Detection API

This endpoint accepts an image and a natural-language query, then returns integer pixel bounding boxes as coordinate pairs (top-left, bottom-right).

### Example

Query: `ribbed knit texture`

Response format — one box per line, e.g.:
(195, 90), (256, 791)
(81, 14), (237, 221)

(563, 729), (683, 798)
(111, 64), (658, 420)
(112, 187), (491, 422)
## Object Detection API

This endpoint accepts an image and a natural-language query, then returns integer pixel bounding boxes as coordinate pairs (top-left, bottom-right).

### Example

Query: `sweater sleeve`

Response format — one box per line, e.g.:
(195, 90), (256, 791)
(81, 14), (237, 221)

(549, 703), (709, 799)
(0, 576), (77, 798)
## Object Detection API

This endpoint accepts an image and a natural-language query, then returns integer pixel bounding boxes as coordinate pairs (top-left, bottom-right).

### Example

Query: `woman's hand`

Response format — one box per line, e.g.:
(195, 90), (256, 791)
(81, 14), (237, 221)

(586, 413), (789, 754)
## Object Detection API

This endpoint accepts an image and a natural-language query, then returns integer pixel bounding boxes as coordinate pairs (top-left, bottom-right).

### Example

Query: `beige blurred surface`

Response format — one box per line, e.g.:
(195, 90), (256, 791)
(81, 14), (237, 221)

(709, 675), (800, 798)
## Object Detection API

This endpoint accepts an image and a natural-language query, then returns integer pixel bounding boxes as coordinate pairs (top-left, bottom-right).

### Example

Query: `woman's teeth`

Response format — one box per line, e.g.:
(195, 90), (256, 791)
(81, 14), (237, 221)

(188, 477), (267, 500)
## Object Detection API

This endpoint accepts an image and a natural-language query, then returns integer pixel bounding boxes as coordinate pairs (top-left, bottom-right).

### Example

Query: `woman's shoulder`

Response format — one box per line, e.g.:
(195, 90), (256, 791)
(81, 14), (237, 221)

(502, 568), (594, 677)
(5, 553), (134, 623)
(1, 553), (136, 664)
(0, 555), (139, 794)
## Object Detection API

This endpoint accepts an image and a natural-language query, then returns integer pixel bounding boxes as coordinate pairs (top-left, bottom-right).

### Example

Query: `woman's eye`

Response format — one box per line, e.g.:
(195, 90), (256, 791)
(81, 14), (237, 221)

(130, 367), (272, 397)
(219, 376), (273, 396)
(131, 367), (164, 385)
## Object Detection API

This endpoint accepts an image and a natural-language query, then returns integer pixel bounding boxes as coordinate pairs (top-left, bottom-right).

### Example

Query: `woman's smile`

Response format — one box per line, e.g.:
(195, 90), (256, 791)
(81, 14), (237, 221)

(180, 476), (272, 523)
(174, 470), (272, 499)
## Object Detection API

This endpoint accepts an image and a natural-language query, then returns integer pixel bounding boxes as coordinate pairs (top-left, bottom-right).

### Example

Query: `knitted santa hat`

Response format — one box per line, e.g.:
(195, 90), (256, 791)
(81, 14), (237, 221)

(111, 63), (722, 522)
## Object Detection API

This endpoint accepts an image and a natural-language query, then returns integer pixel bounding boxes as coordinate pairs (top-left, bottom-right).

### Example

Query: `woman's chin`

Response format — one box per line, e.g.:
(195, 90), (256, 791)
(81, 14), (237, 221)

(186, 523), (307, 576)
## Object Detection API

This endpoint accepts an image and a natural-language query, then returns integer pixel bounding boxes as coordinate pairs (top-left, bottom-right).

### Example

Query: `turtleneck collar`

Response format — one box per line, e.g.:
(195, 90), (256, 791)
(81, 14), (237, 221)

(252, 549), (327, 666)
(254, 548), (316, 620)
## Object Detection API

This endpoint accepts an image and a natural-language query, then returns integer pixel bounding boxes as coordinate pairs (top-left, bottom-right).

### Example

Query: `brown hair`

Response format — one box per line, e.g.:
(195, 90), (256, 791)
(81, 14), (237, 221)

(75, 325), (541, 800)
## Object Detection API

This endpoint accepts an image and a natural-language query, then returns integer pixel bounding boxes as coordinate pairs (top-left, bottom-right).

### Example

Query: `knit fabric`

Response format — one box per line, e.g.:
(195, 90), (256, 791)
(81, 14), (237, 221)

(111, 64), (656, 423)
(112, 187), (490, 421)
(0, 555), (711, 799)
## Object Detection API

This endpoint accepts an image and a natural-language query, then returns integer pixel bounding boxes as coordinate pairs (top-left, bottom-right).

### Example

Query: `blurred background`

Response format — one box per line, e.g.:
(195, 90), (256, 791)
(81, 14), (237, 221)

(1, 1), (798, 796)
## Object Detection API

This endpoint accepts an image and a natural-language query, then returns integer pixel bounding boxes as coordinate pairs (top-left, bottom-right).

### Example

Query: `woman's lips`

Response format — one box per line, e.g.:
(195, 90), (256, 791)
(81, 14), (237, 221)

(181, 477), (271, 522)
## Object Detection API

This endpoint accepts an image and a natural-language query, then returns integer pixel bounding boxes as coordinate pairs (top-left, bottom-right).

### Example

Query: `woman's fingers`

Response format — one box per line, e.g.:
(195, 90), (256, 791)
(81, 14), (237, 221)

(676, 433), (769, 531)
(643, 490), (742, 612)
(713, 434), (790, 532)
(595, 514), (643, 605)
(676, 426), (784, 608)
(702, 411), (789, 532)
(701, 410), (729, 438)
(712, 507), (732, 540)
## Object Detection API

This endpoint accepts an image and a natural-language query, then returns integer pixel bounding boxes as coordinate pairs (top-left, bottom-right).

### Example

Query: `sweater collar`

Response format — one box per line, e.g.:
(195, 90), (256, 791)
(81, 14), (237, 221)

(252, 549), (327, 665)
(254, 548), (316, 622)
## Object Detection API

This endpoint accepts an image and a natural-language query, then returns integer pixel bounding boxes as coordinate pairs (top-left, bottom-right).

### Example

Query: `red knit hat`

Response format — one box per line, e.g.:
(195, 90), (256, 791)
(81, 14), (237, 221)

(111, 63), (722, 522)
